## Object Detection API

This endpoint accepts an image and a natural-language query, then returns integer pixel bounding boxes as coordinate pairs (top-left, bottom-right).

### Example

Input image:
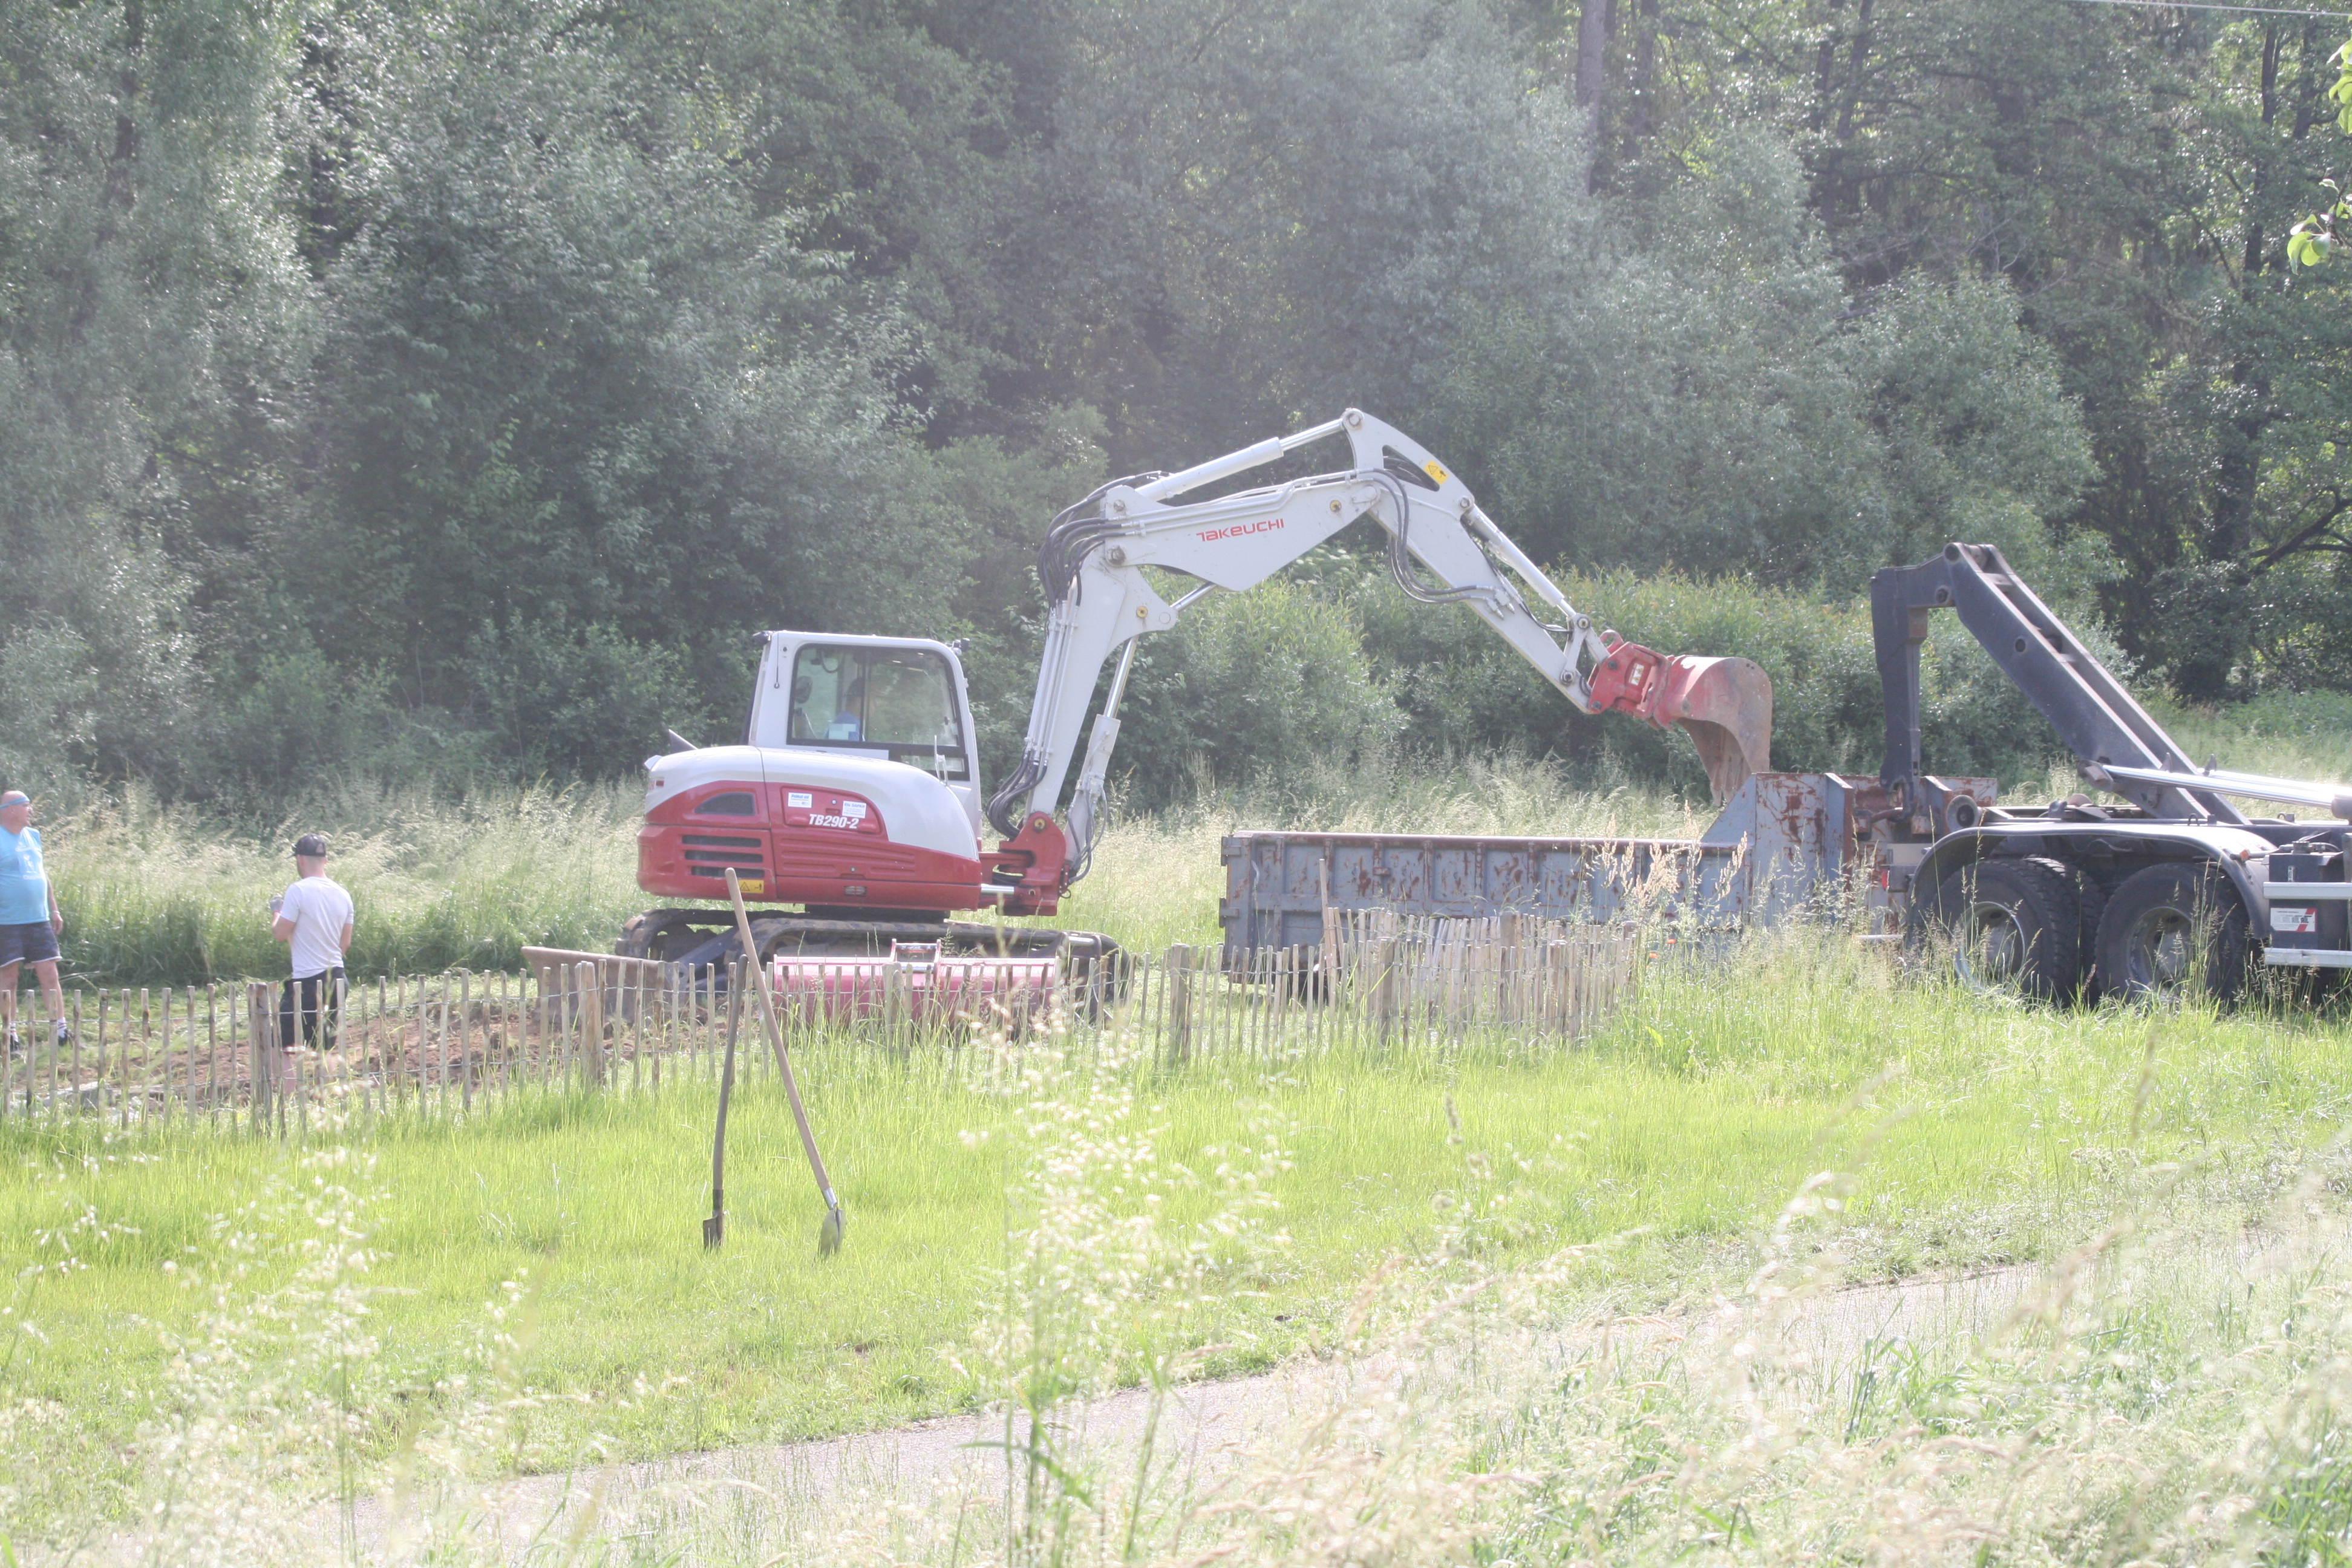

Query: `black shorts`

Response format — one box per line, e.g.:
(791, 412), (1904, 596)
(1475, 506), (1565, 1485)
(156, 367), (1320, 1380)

(0, 921), (59, 967)
(280, 969), (346, 1049)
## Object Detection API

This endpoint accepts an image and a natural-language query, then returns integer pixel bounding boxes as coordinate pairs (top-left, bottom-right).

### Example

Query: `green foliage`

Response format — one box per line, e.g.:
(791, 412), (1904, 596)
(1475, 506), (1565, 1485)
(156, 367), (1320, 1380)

(1113, 577), (1405, 809)
(462, 618), (715, 782)
(292, 0), (933, 740)
(0, 0), (304, 791)
(1355, 565), (2102, 797)
(1423, 191), (2094, 592)
(5, 0), (2345, 813)
(883, 408), (1113, 783)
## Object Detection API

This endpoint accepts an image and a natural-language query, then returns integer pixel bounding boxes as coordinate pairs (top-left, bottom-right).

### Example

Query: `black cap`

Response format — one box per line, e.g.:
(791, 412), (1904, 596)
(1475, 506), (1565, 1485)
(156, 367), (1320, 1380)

(292, 833), (328, 858)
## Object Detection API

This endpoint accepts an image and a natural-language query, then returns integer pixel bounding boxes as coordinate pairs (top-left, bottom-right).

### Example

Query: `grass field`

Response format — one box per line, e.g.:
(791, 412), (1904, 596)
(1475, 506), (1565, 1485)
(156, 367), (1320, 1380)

(2, 929), (2349, 1550)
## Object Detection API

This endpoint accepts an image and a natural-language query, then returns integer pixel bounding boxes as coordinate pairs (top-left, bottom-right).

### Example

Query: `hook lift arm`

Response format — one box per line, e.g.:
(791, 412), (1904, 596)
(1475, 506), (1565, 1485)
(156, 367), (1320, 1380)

(985, 408), (1773, 883)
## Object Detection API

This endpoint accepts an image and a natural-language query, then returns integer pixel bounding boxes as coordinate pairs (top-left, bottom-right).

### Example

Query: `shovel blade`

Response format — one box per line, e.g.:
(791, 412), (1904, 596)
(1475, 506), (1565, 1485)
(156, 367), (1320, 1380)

(1655, 655), (1773, 805)
(703, 1212), (724, 1249)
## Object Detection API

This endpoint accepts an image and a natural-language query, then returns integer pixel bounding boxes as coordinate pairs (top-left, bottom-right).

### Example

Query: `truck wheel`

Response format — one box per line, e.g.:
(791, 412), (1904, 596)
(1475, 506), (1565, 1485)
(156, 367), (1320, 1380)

(2095, 863), (2252, 1005)
(1910, 858), (2083, 1001)
(2027, 857), (2106, 1005)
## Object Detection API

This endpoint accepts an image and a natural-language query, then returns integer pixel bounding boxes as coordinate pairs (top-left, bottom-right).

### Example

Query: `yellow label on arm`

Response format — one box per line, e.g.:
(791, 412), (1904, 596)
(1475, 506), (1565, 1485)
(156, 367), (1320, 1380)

(1422, 460), (1449, 485)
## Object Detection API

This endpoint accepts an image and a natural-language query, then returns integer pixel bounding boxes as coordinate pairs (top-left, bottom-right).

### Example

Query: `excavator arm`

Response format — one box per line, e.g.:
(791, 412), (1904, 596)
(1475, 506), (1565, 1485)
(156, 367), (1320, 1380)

(987, 409), (1773, 883)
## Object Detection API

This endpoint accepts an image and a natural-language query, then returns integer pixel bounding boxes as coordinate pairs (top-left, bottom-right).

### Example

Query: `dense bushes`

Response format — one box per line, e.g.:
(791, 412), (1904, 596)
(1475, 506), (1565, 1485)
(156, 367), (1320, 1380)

(1109, 578), (1406, 804)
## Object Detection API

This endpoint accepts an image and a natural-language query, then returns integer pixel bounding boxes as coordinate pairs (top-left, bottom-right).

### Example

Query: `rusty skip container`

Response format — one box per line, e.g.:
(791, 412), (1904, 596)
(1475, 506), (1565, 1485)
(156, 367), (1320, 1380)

(1218, 771), (1998, 951)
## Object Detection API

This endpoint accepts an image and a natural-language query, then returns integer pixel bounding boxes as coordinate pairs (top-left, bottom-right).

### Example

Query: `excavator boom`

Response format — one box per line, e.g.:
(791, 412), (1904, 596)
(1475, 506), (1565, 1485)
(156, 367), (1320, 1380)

(988, 409), (1774, 872)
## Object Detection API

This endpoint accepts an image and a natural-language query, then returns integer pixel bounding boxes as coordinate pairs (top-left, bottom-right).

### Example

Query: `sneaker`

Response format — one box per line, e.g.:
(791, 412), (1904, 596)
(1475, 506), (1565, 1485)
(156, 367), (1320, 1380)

(50, 1021), (70, 1046)
(4, 1029), (18, 1056)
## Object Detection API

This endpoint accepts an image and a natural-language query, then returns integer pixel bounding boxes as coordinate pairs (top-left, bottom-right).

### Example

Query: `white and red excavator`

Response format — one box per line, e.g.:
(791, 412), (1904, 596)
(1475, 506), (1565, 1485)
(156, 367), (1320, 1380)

(618, 410), (1774, 976)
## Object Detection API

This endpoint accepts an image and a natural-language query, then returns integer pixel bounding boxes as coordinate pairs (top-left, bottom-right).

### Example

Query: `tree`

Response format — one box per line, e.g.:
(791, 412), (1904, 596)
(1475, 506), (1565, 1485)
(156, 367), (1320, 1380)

(284, 0), (941, 766)
(0, 0), (312, 792)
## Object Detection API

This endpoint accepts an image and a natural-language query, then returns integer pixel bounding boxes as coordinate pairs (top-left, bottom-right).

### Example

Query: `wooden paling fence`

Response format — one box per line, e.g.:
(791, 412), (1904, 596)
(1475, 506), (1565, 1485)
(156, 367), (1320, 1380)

(0, 964), (760, 1135)
(0, 916), (1636, 1135)
(1316, 907), (1640, 1037)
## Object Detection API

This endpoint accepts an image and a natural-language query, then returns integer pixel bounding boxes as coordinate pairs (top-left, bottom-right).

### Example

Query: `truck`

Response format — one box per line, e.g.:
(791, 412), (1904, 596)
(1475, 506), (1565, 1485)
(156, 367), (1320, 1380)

(1224, 541), (2351, 1005)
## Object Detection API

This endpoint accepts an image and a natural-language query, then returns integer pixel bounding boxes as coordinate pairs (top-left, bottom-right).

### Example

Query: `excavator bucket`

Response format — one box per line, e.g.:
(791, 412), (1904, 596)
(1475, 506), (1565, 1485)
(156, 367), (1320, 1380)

(1655, 655), (1773, 805)
(1588, 640), (1774, 805)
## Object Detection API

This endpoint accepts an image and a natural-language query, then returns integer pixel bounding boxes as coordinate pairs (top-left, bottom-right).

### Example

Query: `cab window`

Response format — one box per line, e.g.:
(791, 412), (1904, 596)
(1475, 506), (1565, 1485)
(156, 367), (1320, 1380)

(787, 645), (970, 779)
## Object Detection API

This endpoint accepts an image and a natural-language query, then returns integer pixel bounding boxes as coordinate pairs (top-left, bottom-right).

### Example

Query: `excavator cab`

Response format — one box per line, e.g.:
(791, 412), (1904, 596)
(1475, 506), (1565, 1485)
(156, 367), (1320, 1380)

(745, 633), (985, 834)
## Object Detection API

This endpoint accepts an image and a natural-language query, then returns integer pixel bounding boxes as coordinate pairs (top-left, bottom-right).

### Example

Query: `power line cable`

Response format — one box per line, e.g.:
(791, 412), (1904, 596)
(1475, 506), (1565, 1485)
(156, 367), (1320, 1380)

(2056, 0), (2350, 20)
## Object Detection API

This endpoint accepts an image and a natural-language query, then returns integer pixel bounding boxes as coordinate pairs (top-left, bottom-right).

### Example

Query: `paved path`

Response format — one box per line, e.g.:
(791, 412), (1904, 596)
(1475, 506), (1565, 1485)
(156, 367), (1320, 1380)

(301, 1260), (2048, 1559)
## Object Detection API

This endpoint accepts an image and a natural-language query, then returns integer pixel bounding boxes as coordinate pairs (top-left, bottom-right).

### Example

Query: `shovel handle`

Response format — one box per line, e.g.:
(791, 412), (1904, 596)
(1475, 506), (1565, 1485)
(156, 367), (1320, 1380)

(724, 869), (840, 1214)
(706, 955), (743, 1247)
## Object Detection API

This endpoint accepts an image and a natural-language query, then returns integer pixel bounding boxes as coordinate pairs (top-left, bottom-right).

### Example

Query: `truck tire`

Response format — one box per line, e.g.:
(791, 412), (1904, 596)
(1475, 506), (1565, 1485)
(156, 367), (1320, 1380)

(1910, 858), (2084, 1001)
(2026, 857), (2106, 1005)
(2094, 863), (2252, 1005)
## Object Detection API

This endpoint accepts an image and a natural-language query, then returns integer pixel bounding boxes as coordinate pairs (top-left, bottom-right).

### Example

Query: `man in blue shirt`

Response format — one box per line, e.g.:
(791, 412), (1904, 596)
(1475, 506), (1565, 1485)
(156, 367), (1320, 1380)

(0, 791), (66, 1054)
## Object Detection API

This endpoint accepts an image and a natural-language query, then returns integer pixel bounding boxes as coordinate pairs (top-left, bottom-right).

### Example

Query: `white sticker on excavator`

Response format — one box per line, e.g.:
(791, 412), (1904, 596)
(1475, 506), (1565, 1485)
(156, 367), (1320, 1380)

(787, 791), (813, 809)
(2273, 906), (2319, 934)
(842, 800), (867, 820)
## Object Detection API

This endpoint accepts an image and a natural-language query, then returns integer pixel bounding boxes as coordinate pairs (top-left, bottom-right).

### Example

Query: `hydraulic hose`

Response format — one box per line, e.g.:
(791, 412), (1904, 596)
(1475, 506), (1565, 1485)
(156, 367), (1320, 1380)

(1036, 472), (1163, 607)
(985, 753), (1048, 841)
(1374, 465), (1486, 606)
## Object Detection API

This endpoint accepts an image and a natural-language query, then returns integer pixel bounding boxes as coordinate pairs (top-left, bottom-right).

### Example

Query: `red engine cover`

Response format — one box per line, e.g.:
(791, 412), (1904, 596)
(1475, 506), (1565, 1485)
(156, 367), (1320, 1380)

(636, 778), (1069, 916)
(638, 779), (982, 912)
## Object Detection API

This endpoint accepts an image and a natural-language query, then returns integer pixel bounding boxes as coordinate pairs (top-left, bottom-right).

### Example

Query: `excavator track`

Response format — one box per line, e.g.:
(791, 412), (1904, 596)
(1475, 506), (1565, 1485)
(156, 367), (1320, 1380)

(615, 907), (1125, 998)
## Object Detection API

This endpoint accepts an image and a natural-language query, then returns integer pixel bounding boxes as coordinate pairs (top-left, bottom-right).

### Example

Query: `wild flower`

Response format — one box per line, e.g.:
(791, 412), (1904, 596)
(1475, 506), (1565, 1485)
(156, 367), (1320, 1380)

(135, 1146), (386, 1566)
(944, 1013), (1294, 1563)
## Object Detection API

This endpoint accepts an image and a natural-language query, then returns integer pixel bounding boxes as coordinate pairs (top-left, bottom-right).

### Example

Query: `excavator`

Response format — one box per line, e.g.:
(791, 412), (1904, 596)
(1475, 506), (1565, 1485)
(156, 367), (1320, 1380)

(618, 410), (1774, 975)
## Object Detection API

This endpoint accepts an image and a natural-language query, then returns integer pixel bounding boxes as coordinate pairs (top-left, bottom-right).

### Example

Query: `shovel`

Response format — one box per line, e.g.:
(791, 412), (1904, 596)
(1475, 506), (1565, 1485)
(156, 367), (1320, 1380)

(724, 868), (846, 1255)
(703, 963), (744, 1249)
(1589, 642), (1775, 805)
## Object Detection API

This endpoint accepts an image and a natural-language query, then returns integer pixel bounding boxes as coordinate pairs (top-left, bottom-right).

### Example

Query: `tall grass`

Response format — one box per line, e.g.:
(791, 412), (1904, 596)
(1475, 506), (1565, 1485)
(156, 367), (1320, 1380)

(46, 781), (643, 985)
(2155, 688), (2352, 785)
(40, 756), (1708, 982)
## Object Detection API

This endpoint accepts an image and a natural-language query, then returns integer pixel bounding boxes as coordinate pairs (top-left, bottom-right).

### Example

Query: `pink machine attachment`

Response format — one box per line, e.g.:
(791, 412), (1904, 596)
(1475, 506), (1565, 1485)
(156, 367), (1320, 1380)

(769, 941), (1060, 1030)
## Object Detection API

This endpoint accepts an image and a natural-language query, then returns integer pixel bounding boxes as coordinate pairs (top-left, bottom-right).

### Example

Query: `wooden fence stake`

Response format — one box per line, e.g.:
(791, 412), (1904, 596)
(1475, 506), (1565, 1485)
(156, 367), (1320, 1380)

(248, 983), (269, 1132)
(578, 961), (606, 1086)
(1166, 944), (1194, 1067)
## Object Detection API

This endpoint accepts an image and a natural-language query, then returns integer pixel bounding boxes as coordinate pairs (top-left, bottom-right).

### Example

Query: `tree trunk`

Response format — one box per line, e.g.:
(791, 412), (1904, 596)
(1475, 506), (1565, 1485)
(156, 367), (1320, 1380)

(1628, 0), (1658, 145)
(1576, 0), (1610, 109)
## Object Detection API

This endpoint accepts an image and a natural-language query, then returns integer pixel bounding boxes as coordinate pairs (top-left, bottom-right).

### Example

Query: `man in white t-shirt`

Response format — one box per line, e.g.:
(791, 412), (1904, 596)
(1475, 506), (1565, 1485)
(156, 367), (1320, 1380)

(270, 833), (353, 1050)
